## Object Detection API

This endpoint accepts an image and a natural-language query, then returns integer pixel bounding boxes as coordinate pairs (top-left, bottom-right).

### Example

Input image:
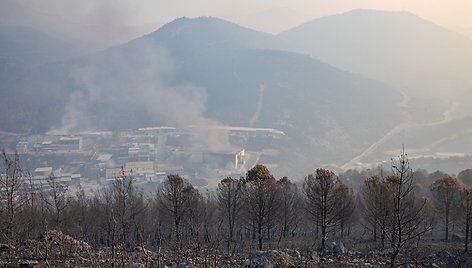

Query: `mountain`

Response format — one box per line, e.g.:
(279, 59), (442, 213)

(279, 10), (472, 169)
(0, 24), (97, 85)
(279, 9), (472, 100)
(0, 24), (95, 133)
(0, 25), (87, 65)
(0, 0), (162, 48)
(240, 7), (311, 34)
(0, 16), (402, 176)
(146, 17), (291, 52)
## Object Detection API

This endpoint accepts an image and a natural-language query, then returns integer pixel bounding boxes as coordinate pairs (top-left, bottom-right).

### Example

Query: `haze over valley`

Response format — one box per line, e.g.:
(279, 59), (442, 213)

(1, 2), (472, 181)
(4, 2), (472, 267)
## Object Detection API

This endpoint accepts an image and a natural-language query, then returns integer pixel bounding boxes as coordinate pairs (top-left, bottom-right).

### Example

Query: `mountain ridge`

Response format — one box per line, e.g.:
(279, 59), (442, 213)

(0, 15), (403, 176)
(7, 10), (472, 174)
(279, 9), (472, 100)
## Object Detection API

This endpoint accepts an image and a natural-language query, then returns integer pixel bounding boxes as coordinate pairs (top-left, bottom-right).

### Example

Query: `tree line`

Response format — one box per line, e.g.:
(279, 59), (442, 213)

(1, 149), (472, 267)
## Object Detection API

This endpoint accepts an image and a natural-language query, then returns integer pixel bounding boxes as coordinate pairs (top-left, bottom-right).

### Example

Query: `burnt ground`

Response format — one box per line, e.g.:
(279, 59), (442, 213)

(1, 237), (472, 267)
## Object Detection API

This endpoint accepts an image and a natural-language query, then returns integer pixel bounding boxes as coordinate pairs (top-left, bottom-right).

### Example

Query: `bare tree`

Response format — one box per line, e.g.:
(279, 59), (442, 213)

(112, 169), (146, 249)
(276, 176), (302, 247)
(360, 176), (392, 250)
(157, 174), (194, 249)
(64, 185), (89, 241)
(216, 177), (243, 246)
(387, 147), (431, 268)
(44, 173), (69, 228)
(16, 174), (43, 241)
(242, 164), (278, 250)
(430, 176), (463, 240)
(460, 188), (472, 252)
(0, 151), (27, 242)
(200, 192), (222, 247)
(304, 168), (352, 252)
(182, 185), (204, 252)
(414, 197), (436, 249)
(336, 184), (356, 239)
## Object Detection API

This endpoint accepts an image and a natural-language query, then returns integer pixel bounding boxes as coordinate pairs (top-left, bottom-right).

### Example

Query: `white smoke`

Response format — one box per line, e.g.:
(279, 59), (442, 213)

(47, 39), (235, 151)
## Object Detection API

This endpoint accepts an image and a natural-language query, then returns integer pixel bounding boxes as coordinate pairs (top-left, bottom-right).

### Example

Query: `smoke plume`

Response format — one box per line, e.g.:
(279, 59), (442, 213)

(47, 39), (235, 152)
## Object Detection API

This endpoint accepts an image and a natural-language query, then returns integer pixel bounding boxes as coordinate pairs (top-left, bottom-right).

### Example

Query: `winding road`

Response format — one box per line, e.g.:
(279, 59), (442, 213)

(341, 90), (463, 170)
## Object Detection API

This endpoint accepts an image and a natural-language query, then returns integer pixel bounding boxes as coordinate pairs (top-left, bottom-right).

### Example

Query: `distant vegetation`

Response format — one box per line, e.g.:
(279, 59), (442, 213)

(2, 149), (472, 267)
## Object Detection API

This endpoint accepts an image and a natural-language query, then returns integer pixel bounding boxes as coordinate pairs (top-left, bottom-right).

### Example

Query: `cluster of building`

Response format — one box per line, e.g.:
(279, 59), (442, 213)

(5, 125), (285, 194)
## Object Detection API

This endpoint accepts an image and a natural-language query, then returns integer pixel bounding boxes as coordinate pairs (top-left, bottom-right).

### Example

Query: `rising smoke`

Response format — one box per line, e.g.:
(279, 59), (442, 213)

(47, 39), (235, 152)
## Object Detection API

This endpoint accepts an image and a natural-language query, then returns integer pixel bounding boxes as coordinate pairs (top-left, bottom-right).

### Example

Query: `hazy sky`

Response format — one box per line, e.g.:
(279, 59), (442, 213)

(14, 0), (472, 27)
(3, 0), (472, 44)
